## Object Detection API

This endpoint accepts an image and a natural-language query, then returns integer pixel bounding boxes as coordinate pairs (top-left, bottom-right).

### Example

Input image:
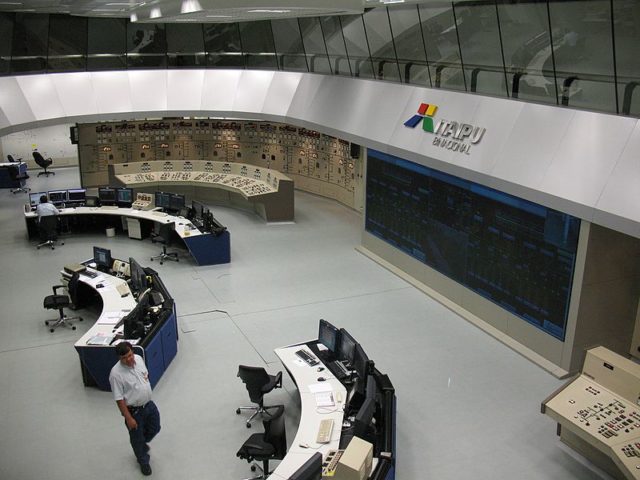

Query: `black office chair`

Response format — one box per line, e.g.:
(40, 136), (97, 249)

(236, 405), (287, 480)
(7, 154), (21, 163)
(43, 273), (83, 332)
(236, 365), (283, 428)
(37, 215), (64, 249)
(8, 164), (30, 194)
(150, 221), (179, 264)
(33, 151), (55, 176)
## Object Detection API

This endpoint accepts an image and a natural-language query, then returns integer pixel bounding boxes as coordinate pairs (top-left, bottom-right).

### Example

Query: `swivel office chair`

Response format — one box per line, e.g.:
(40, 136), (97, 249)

(7, 154), (21, 163)
(37, 215), (64, 250)
(43, 273), (83, 332)
(150, 221), (179, 264)
(8, 164), (30, 194)
(33, 151), (55, 176)
(236, 365), (283, 428)
(236, 405), (287, 480)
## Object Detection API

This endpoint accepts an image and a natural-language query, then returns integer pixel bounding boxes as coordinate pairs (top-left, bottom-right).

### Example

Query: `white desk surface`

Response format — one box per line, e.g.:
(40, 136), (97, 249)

(272, 344), (346, 479)
(71, 266), (137, 348)
(25, 206), (206, 239)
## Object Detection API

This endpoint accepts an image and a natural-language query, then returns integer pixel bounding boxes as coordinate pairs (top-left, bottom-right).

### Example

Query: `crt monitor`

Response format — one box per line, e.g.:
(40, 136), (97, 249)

(67, 188), (86, 203)
(30, 192), (46, 207)
(129, 257), (148, 294)
(116, 187), (133, 206)
(47, 190), (68, 205)
(98, 187), (116, 205)
(289, 452), (322, 480)
(93, 246), (113, 270)
(319, 319), (340, 354)
(338, 328), (357, 365)
(154, 191), (170, 209)
(169, 193), (185, 211)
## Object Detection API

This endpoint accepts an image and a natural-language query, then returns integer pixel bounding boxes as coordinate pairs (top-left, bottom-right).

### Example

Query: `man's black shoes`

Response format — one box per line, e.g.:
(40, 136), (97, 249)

(141, 464), (152, 476)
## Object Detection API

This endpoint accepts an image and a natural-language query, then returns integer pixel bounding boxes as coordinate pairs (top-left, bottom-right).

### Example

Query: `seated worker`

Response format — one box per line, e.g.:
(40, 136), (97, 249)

(36, 194), (60, 220)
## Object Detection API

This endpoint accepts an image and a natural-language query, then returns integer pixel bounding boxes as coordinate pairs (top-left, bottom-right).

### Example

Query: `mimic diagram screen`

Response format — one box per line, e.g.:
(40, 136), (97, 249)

(365, 149), (580, 340)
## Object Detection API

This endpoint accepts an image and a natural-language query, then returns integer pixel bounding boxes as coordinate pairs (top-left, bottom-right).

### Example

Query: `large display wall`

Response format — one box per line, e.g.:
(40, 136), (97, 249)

(365, 149), (581, 341)
(77, 119), (361, 210)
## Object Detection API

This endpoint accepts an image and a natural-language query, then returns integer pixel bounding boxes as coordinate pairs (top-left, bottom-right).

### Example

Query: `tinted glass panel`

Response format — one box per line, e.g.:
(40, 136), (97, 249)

(239, 21), (277, 69)
(0, 13), (14, 74)
(613, 0), (640, 116)
(203, 23), (244, 68)
(48, 15), (87, 72)
(166, 23), (205, 68)
(272, 18), (307, 72)
(363, 8), (400, 82)
(321, 16), (350, 76)
(127, 23), (167, 69)
(88, 18), (126, 70)
(419, 5), (465, 91)
(389, 5), (430, 86)
(299, 17), (331, 74)
(11, 13), (48, 73)
(549, 0), (616, 113)
(341, 15), (374, 79)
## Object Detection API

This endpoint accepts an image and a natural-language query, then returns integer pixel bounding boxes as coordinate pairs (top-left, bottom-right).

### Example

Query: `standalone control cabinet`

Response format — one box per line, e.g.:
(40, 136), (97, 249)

(542, 347), (640, 480)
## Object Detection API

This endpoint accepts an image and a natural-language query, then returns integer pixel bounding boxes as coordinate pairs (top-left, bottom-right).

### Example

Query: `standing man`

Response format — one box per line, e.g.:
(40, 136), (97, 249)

(36, 194), (59, 220)
(109, 342), (161, 476)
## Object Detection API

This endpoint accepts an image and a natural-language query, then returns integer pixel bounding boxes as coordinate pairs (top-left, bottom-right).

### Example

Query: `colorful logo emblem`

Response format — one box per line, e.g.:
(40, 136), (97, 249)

(404, 103), (438, 133)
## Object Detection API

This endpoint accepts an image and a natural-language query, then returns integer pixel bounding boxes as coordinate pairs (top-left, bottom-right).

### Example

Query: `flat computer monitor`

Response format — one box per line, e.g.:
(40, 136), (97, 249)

(47, 190), (68, 206)
(129, 257), (148, 294)
(98, 187), (116, 205)
(289, 452), (322, 480)
(122, 289), (150, 339)
(154, 191), (170, 209)
(30, 192), (46, 207)
(353, 396), (376, 437)
(192, 200), (205, 219)
(85, 196), (98, 207)
(93, 246), (112, 270)
(352, 343), (372, 395)
(319, 319), (340, 354)
(338, 328), (357, 365)
(116, 187), (133, 206)
(169, 193), (185, 211)
(67, 188), (86, 203)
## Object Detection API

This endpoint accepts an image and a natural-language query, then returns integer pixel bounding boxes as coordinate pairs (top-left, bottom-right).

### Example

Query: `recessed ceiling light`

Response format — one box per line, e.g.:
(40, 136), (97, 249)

(180, 0), (201, 14)
(247, 9), (291, 14)
(130, 13), (138, 22)
(149, 7), (161, 18)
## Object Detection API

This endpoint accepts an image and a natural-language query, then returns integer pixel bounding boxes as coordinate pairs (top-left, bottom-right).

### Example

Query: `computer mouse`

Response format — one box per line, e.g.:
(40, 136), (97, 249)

(96, 284), (104, 288)
(317, 367), (324, 372)
(317, 377), (326, 382)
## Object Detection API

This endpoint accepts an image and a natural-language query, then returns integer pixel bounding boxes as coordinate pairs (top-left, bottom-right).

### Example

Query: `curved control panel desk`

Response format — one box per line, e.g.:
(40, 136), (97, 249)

(273, 335), (396, 480)
(24, 206), (230, 265)
(71, 263), (178, 391)
(109, 160), (294, 222)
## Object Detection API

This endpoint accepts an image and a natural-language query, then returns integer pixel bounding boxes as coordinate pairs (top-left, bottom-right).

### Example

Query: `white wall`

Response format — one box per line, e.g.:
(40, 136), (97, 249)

(1, 123), (77, 168)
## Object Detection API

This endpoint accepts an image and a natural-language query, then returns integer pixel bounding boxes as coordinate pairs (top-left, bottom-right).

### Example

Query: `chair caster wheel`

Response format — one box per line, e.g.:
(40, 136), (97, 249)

(150, 258), (153, 261)
(236, 409), (241, 414)
(79, 317), (83, 321)
(72, 326), (76, 330)
(176, 259), (179, 262)
(52, 247), (55, 250)
(246, 422), (251, 428)
(160, 262), (163, 265)
(37, 246), (40, 250)
(50, 329), (54, 333)
(251, 465), (257, 472)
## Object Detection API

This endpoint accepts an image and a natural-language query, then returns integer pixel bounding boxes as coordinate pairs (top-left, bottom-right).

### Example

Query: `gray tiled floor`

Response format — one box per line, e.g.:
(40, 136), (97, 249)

(0, 167), (612, 479)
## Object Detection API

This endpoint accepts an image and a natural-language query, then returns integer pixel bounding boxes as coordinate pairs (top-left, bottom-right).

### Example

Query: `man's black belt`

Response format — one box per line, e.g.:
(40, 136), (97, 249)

(128, 403), (147, 414)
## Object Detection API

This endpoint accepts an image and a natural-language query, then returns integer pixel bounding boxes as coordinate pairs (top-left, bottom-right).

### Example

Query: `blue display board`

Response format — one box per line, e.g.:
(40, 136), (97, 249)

(365, 149), (580, 340)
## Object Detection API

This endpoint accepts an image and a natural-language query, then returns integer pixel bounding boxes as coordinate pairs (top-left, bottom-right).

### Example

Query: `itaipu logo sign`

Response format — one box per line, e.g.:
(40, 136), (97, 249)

(404, 102), (486, 155)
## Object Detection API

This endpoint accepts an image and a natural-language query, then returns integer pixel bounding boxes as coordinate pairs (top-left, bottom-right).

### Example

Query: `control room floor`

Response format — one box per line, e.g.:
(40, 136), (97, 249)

(0, 167), (613, 480)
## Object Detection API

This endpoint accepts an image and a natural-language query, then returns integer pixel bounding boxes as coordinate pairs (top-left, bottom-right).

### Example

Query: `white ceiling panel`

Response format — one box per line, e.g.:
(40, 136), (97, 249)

(539, 111), (636, 211)
(201, 70), (243, 113)
(16, 75), (65, 121)
(0, 77), (35, 127)
(51, 72), (100, 117)
(167, 70), (205, 111)
(90, 71), (133, 114)
(128, 70), (168, 112)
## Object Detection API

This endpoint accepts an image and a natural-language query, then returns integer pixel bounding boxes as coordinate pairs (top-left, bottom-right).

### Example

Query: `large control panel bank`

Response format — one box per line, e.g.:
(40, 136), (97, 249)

(77, 119), (363, 212)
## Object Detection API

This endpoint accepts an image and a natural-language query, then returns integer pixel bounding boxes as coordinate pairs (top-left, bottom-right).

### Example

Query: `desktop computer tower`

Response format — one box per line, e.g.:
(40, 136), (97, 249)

(334, 436), (373, 480)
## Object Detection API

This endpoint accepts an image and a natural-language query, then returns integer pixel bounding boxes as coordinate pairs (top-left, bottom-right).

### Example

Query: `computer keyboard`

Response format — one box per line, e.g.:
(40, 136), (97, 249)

(316, 418), (334, 444)
(80, 270), (99, 279)
(295, 349), (319, 366)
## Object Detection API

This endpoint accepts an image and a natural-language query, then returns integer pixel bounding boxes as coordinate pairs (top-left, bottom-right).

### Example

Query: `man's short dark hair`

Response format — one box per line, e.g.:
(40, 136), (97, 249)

(40, 195), (48, 203)
(115, 341), (133, 357)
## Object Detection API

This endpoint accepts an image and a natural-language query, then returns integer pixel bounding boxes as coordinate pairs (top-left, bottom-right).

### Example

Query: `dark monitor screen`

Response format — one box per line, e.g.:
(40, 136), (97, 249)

(47, 190), (68, 205)
(169, 193), (185, 211)
(30, 192), (46, 206)
(155, 191), (170, 208)
(319, 319), (340, 354)
(338, 328), (357, 365)
(85, 196), (98, 207)
(67, 188), (86, 202)
(98, 187), (116, 204)
(352, 343), (371, 393)
(129, 257), (148, 293)
(353, 396), (375, 437)
(289, 452), (322, 480)
(93, 246), (112, 269)
(192, 200), (205, 218)
(123, 289), (150, 339)
(116, 188), (133, 205)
